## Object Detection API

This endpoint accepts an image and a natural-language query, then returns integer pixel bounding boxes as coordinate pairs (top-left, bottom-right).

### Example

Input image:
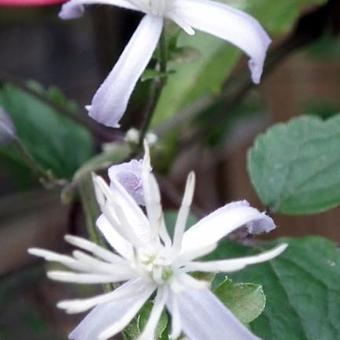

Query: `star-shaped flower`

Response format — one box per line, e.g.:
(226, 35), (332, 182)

(59, 0), (271, 127)
(29, 144), (286, 340)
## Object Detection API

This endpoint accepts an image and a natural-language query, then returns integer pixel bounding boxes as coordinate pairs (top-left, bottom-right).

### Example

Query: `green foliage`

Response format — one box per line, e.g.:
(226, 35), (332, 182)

(215, 278), (266, 324)
(0, 83), (93, 180)
(248, 114), (340, 214)
(211, 237), (340, 340)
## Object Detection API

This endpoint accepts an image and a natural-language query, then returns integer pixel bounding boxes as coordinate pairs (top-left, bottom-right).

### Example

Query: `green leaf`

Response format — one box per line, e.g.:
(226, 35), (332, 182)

(0, 83), (93, 179)
(248, 114), (340, 214)
(211, 237), (340, 340)
(215, 278), (266, 324)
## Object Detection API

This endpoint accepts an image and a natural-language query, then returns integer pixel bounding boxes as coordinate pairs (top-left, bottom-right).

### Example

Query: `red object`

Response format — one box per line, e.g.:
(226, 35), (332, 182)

(0, 0), (65, 6)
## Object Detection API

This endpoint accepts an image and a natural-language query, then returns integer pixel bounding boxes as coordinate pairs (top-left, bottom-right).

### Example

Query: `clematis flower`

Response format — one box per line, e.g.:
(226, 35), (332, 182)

(29, 144), (286, 340)
(59, 0), (271, 128)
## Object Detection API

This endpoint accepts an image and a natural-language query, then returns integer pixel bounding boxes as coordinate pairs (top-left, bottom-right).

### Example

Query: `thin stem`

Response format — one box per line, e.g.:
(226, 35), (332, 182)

(137, 29), (168, 149)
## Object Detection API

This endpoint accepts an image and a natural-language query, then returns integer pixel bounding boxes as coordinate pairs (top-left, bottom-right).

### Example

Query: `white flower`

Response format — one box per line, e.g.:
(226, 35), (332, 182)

(29, 144), (286, 340)
(59, 0), (271, 127)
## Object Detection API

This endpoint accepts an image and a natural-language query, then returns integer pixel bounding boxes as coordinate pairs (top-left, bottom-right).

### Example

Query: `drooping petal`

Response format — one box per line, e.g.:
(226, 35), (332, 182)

(185, 243), (288, 273)
(180, 201), (274, 257)
(59, 0), (139, 20)
(167, 288), (260, 340)
(87, 15), (163, 127)
(69, 279), (155, 340)
(171, 0), (271, 83)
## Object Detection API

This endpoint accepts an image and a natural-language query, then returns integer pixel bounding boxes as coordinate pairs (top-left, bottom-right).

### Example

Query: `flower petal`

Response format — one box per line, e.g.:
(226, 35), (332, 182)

(167, 288), (260, 340)
(87, 15), (163, 127)
(181, 201), (274, 257)
(138, 288), (168, 340)
(171, 0), (271, 83)
(59, 0), (139, 20)
(185, 243), (288, 273)
(58, 277), (151, 314)
(109, 159), (145, 206)
(69, 279), (155, 340)
(96, 214), (134, 260)
(93, 174), (151, 247)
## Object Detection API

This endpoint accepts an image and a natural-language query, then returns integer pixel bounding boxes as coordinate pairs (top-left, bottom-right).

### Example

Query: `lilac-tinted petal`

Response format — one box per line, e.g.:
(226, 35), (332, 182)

(167, 288), (260, 340)
(172, 0), (271, 83)
(181, 201), (275, 257)
(87, 15), (163, 127)
(69, 279), (155, 340)
(109, 159), (145, 206)
(246, 214), (276, 235)
(59, 0), (139, 20)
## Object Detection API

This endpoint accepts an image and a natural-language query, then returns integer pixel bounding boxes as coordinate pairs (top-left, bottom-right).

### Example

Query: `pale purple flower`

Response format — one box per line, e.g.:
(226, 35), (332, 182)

(29, 143), (286, 340)
(59, 0), (271, 127)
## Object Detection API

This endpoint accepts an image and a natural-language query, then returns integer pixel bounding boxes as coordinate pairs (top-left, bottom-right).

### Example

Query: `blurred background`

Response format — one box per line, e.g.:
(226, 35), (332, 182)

(0, 0), (339, 338)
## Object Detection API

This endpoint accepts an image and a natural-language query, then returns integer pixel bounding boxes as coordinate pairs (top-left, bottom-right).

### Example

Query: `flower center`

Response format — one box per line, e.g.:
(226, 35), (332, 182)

(138, 248), (174, 284)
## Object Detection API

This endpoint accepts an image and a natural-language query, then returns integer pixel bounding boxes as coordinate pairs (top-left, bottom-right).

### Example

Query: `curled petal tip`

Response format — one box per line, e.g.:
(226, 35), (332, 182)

(59, 3), (84, 19)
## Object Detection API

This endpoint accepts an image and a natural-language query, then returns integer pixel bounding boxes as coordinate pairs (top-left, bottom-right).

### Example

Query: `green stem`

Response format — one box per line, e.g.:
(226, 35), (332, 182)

(137, 29), (168, 149)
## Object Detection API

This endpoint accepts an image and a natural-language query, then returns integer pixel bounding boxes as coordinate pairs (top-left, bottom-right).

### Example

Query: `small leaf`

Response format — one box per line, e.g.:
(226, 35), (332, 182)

(248, 114), (340, 214)
(215, 278), (266, 324)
